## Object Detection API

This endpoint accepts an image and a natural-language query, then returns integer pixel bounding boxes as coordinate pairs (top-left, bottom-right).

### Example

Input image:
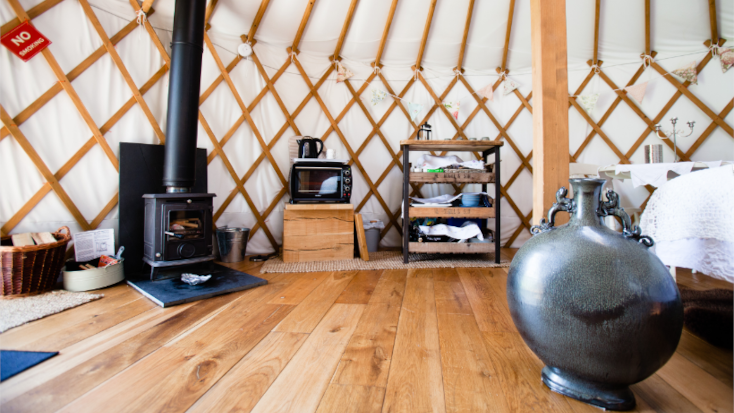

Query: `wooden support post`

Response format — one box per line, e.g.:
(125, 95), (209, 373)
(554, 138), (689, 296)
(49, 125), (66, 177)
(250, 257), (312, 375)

(530, 0), (569, 225)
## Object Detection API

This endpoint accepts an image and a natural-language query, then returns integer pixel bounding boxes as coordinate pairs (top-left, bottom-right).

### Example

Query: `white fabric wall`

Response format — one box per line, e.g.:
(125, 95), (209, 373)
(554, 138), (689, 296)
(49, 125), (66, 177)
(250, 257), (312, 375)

(1, 0), (732, 254)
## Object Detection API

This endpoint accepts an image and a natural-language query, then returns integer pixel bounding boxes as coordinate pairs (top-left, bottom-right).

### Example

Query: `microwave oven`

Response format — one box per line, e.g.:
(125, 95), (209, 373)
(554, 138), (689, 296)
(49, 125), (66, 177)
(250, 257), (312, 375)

(289, 161), (352, 204)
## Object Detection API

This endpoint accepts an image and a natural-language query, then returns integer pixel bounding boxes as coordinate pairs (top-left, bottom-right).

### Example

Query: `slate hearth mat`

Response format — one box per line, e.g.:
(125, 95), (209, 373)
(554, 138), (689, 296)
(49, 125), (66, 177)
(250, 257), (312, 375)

(1, 350), (59, 381)
(127, 263), (267, 307)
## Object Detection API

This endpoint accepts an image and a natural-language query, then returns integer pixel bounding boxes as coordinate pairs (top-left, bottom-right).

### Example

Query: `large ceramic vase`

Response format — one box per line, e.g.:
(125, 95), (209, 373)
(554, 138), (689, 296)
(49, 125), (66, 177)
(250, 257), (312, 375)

(506, 178), (683, 411)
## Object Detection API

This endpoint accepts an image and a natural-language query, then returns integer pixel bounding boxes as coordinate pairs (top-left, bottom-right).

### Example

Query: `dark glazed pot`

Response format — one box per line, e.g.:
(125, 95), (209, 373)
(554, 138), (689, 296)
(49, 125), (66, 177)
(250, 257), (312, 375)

(506, 178), (683, 411)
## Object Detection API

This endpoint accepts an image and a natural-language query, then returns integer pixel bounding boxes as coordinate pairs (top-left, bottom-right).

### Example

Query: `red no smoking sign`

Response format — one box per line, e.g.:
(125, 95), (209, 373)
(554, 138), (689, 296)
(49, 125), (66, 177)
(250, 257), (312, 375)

(1, 21), (51, 62)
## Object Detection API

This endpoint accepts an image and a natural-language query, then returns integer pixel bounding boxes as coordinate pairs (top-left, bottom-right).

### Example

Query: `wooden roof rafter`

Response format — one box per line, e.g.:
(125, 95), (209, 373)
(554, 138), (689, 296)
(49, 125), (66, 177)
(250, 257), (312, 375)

(141, 0), (154, 13)
(291, 0), (317, 54)
(204, 0), (219, 30)
(243, 0), (271, 44)
(333, 0), (359, 61)
(498, 0), (516, 73)
(704, 0), (726, 49)
(414, 0), (437, 71)
(644, 0), (651, 55)
(373, 0), (399, 68)
(592, 0), (601, 65)
(455, 0), (475, 71)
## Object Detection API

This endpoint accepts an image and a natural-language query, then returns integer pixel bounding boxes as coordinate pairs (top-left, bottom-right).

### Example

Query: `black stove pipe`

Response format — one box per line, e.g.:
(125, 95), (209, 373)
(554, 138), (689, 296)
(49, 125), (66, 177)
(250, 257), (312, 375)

(162, 0), (207, 193)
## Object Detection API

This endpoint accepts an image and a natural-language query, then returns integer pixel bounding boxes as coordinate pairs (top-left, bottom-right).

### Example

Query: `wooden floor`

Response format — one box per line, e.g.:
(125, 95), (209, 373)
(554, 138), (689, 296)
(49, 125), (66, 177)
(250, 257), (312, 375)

(0, 249), (731, 413)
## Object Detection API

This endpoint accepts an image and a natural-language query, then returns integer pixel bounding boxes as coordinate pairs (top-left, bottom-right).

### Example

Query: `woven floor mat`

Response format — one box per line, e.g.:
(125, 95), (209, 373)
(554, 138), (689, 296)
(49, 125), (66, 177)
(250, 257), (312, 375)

(0, 290), (103, 333)
(260, 250), (510, 273)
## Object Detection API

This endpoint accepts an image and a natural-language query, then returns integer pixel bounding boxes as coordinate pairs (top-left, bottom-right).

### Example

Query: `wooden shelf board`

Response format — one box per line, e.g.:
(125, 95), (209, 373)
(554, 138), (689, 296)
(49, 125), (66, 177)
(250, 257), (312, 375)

(409, 206), (495, 218)
(409, 241), (492, 253)
(409, 171), (495, 183)
(400, 139), (503, 152)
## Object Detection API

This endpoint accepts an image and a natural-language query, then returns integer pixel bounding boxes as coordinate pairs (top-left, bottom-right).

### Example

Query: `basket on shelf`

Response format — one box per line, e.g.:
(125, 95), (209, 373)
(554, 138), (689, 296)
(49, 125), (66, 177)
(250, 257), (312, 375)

(0, 226), (71, 297)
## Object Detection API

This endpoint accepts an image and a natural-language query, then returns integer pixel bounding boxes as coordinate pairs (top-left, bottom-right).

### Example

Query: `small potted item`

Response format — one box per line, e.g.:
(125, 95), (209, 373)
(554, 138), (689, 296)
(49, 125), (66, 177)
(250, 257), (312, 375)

(417, 122), (432, 140)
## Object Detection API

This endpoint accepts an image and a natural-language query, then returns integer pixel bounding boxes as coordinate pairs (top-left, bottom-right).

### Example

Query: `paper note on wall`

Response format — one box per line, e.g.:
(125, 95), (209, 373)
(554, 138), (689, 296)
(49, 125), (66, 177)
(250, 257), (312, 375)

(73, 229), (115, 262)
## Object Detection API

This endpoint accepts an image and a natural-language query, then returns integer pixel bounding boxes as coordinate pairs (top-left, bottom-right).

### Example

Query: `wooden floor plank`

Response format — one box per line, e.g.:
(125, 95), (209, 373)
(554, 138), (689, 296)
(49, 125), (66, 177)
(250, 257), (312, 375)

(2, 293), (240, 413)
(656, 351), (734, 413)
(332, 269), (406, 388)
(335, 270), (383, 304)
(458, 268), (515, 333)
(250, 303), (366, 413)
(0, 285), (140, 349)
(57, 346), (194, 413)
(267, 271), (331, 305)
(676, 329), (733, 387)
(435, 269), (510, 413)
(315, 384), (385, 413)
(382, 269), (446, 413)
(120, 305), (294, 413)
(20, 296), (156, 351)
(189, 331), (308, 413)
(61, 281), (293, 413)
(434, 267), (473, 315)
(632, 373), (705, 413)
(482, 331), (574, 413)
(273, 271), (357, 333)
(0, 303), (193, 406)
(676, 269), (734, 291)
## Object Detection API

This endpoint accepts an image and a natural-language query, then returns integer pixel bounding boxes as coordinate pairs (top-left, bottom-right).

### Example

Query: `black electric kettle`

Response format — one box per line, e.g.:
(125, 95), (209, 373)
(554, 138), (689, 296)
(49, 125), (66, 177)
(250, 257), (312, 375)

(297, 136), (324, 158)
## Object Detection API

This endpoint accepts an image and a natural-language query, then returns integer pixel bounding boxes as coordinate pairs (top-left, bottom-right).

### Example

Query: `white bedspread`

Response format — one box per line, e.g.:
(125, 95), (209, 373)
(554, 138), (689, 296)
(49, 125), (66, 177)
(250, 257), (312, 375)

(640, 165), (734, 282)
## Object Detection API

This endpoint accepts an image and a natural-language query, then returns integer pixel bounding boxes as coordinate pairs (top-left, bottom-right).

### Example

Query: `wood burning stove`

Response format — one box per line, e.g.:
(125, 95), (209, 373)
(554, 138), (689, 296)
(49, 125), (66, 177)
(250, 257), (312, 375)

(141, 0), (214, 280)
(142, 193), (215, 279)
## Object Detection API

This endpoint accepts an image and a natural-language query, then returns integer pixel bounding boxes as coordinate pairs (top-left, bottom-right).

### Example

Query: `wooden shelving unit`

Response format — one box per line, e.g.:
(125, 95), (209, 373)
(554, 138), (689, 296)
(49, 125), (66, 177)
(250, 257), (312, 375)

(401, 139), (503, 263)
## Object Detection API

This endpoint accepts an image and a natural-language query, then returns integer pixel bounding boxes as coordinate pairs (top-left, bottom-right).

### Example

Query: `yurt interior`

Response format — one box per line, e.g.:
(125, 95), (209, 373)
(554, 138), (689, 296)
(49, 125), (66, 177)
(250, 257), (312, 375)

(0, 0), (732, 411)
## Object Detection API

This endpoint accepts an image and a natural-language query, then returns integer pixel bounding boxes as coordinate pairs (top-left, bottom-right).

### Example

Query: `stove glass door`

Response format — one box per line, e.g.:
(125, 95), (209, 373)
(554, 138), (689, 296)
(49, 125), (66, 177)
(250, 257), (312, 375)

(167, 209), (204, 240)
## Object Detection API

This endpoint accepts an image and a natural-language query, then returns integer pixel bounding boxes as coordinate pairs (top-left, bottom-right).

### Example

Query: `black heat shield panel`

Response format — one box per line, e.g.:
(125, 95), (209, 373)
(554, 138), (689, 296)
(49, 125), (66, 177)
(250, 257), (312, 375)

(119, 143), (208, 278)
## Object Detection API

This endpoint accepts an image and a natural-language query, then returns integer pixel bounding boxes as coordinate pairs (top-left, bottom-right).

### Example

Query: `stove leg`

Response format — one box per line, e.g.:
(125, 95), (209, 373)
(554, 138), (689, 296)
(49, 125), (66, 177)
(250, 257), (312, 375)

(150, 266), (159, 281)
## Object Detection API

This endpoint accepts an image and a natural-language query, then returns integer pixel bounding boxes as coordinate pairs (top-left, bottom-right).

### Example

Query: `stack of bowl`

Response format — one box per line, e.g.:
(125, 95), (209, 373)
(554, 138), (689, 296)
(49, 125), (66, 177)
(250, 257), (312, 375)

(461, 193), (481, 207)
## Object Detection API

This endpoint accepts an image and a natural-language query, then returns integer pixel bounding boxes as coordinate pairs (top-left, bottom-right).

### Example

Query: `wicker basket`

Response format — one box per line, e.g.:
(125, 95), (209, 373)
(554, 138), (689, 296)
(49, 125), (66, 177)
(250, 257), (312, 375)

(0, 227), (71, 296)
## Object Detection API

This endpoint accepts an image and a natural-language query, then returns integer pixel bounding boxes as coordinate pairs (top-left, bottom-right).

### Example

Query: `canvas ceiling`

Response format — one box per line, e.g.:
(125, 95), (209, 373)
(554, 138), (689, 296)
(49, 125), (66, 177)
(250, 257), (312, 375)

(1, 0), (732, 255)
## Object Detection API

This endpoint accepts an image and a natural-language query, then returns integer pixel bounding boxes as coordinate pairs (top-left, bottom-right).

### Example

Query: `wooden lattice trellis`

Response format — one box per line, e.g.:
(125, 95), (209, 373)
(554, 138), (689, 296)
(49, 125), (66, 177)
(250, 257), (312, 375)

(1, 0), (732, 253)
(1, 0), (167, 239)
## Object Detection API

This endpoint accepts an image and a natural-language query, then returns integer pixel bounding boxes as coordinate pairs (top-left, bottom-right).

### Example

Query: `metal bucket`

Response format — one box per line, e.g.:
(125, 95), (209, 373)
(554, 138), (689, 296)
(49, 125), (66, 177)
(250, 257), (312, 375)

(216, 227), (250, 263)
(644, 144), (663, 163)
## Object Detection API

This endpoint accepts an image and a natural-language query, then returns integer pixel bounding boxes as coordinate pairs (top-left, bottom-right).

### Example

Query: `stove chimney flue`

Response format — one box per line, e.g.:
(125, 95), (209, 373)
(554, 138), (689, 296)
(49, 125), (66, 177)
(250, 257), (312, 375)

(163, 0), (207, 192)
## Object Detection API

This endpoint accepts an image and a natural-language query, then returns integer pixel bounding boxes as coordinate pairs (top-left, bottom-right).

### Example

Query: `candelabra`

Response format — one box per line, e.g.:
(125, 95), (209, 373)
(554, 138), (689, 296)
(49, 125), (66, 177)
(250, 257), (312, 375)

(655, 117), (695, 162)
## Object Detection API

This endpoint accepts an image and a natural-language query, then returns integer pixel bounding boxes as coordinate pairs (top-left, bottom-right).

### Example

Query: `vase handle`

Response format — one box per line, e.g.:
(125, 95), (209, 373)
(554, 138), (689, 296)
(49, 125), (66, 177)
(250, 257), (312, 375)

(599, 189), (654, 248)
(530, 187), (575, 235)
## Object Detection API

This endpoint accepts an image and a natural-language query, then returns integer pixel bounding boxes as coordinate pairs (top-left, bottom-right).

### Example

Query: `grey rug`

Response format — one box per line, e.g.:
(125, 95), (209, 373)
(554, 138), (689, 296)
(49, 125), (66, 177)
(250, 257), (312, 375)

(261, 250), (510, 273)
(0, 290), (103, 333)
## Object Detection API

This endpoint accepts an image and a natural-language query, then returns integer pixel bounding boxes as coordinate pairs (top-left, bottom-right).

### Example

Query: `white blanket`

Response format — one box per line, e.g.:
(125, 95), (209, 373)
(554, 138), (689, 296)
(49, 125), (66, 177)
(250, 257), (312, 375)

(418, 223), (483, 241)
(640, 165), (734, 282)
(615, 162), (695, 188)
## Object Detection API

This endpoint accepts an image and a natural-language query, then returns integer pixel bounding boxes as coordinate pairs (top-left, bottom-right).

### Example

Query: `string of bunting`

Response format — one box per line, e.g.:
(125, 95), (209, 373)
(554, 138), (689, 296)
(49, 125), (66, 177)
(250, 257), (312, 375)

(266, 45), (731, 122)
(353, 64), (521, 123)
(571, 48), (733, 114)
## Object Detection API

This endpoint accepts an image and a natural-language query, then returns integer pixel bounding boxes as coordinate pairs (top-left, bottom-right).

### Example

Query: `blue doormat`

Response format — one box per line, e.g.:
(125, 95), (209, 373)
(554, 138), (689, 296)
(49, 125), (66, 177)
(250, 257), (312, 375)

(1, 350), (58, 381)
(127, 263), (267, 307)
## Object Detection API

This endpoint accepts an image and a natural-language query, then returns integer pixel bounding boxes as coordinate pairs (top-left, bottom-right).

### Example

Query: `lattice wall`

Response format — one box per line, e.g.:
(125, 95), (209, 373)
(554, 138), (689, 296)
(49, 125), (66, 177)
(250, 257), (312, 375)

(1, 0), (732, 255)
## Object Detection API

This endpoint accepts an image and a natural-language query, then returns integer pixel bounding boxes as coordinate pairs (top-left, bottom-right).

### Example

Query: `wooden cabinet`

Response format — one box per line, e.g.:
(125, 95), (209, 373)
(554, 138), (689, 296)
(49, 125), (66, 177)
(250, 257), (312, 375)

(283, 204), (354, 262)
(401, 140), (503, 263)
